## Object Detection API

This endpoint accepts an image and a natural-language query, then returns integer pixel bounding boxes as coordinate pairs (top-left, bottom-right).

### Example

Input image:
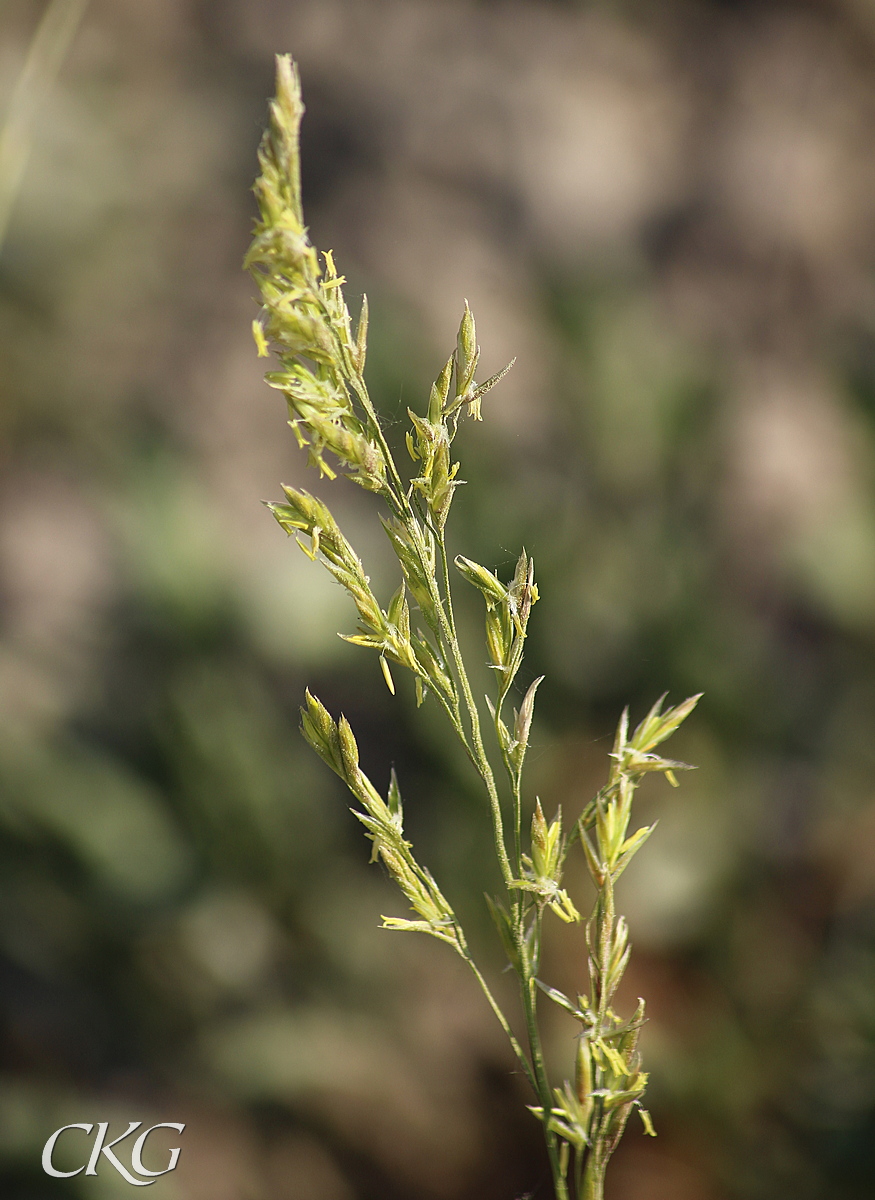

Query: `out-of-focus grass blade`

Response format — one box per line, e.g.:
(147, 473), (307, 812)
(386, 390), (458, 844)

(0, 0), (89, 248)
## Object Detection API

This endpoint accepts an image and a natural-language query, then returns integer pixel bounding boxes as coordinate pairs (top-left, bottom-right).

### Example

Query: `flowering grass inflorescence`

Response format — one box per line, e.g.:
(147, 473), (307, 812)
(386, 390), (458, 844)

(248, 55), (700, 1200)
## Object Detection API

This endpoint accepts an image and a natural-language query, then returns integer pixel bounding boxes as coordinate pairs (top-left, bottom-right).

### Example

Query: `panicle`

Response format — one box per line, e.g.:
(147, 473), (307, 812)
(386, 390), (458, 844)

(247, 56), (385, 493)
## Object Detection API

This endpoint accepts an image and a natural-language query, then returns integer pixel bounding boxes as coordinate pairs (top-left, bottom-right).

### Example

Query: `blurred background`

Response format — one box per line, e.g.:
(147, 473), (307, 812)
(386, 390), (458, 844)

(3, 0), (875, 1197)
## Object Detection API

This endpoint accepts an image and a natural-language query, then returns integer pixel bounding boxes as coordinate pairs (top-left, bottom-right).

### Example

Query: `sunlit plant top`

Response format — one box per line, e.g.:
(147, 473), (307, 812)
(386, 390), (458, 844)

(247, 55), (700, 1200)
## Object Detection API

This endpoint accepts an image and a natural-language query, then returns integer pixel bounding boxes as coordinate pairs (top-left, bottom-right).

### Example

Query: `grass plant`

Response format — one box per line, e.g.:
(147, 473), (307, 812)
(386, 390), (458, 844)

(247, 55), (700, 1200)
(0, 0), (90, 247)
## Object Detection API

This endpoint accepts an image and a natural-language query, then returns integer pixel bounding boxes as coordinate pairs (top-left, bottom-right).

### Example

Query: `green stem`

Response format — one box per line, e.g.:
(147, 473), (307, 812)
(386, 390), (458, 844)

(435, 530), (513, 888)
(511, 771), (523, 884)
(349, 372), (414, 520)
(524, 978), (568, 1199)
(512, 908), (567, 1200)
(421, 665), (471, 754)
(596, 880), (615, 1026)
(464, 956), (537, 1094)
(581, 1151), (605, 1200)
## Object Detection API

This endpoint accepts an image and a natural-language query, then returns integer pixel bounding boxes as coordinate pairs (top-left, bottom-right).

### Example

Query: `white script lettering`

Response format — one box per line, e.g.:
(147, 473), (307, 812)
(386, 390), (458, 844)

(42, 1121), (185, 1185)
(41, 1124), (94, 1178)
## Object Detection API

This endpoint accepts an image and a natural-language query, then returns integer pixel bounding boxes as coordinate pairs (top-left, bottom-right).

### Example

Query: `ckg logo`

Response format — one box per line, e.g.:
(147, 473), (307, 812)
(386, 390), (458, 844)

(42, 1122), (185, 1186)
